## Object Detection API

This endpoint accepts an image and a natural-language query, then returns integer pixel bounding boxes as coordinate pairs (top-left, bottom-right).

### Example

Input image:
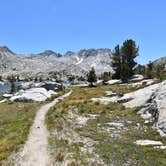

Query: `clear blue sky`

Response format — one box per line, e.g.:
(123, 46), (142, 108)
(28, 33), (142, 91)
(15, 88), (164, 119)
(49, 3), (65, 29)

(0, 0), (166, 64)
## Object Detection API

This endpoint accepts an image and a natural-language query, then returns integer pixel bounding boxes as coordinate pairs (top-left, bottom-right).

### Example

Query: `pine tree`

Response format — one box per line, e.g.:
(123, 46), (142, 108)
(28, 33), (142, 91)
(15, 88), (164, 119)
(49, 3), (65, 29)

(101, 72), (110, 85)
(112, 45), (121, 79)
(39, 77), (43, 82)
(154, 64), (165, 81)
(121, 39), (139, 81)
(10, 76), (17, 94)
(111, 40), (139, 81)
(145, 61), (153, 79)
(34, 77), (38, 82)
(87, 67), (97, 87)
(68, 75), (75, 82)
(16, 75), (20, 81)
(11, 81), (16, 94)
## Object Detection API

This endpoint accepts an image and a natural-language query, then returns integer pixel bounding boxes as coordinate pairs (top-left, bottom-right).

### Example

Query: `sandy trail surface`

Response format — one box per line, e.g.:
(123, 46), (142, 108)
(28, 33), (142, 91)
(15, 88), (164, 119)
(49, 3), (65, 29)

(14, 91), (72, 166)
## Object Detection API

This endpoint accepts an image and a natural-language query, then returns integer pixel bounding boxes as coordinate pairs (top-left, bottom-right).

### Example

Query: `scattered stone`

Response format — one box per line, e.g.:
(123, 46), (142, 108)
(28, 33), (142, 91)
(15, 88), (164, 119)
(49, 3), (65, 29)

(97, 80), (103, 84)
(72, 83), (89, 87)
(107, 122), (124, 127)
(91, 96), (119, 104)
(144, 120), (150, 124)
(121, 79), (154, 88)
(135, 140), (163, 146)
(105, 91), (117, 97)
(141, 112), (152, 120)
(106, 79), (121, 85)
(0, 99), (7, 103)
(3, 93), (13, 98)
(110, 133), (121, 139)
(136, 123), (140, 127)
(76, 116), (89, 126)
(130, 74), (144, 82)
(154, 146), (166, 149)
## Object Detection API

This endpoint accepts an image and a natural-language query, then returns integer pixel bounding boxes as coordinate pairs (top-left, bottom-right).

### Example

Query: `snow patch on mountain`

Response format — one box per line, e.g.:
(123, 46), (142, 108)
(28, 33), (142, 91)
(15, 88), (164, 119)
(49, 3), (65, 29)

(76, 57), (83, 65)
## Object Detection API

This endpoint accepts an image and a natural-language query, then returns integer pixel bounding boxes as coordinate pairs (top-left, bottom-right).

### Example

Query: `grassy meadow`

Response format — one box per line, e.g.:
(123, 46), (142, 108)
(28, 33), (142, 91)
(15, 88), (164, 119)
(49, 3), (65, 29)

(46, 83), (166, 166)
(0, 102), (41, 164)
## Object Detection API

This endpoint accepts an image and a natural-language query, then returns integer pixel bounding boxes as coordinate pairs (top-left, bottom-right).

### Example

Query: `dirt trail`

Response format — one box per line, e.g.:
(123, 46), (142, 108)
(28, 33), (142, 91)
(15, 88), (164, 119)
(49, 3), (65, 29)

(14, 91), (72, 166)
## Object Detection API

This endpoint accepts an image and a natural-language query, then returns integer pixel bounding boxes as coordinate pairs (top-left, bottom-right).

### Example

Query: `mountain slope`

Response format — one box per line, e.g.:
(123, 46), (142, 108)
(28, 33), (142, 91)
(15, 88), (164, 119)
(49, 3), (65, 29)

(152, 56), (166, 69)
(0, 47), (113, 80)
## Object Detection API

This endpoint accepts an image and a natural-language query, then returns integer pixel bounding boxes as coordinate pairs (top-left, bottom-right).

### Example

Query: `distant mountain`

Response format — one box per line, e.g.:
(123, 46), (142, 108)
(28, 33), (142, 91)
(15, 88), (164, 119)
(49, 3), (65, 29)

(39, 50), (62, 57)
(0, 46), (16, 56)
(0, 46), (113, 81)
(152, 57), (166, 69)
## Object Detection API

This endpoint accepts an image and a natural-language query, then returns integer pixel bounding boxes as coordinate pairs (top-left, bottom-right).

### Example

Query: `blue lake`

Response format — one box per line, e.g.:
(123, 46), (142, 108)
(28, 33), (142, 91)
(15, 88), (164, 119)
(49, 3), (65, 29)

(0, 83), (11, 93)
(0, 82), (21, 95)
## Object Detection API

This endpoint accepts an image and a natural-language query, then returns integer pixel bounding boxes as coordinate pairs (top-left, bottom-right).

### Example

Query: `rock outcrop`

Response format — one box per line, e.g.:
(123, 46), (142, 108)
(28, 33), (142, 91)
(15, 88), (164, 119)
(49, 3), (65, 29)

(123, 81), (166, 136)
(10, 88), (56, 102)
(91, 80), (166, 136)
(121, 83), (160, 108)
(151, 81), (166, 136)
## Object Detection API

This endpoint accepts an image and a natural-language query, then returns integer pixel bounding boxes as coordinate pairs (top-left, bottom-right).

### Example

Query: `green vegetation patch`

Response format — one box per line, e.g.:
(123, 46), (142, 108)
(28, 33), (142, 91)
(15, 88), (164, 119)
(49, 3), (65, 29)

(0, 102), (41, 164)
(46, 83), (166, 165)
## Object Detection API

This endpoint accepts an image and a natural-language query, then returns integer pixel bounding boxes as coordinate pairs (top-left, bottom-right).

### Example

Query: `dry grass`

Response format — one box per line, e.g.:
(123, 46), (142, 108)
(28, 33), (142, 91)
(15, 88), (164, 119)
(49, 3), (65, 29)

(0, 102), (41, 164)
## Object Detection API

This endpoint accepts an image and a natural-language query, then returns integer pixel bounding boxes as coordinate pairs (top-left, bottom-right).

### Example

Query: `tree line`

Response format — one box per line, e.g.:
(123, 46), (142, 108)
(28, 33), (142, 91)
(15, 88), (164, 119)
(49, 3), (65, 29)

(87, 39), (166, 86)
(136, 61), (166, 81)
(87, 39), (139, 86)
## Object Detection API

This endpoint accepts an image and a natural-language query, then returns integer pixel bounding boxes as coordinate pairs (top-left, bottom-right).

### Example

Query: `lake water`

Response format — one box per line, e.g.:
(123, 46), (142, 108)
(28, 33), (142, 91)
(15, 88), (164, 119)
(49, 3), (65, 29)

(0, 83), (11, 93)
(0, 82), (21, 96)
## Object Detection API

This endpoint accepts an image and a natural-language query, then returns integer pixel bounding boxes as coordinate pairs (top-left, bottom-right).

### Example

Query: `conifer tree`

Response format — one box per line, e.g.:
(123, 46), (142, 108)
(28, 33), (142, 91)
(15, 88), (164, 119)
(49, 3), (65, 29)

(112, 39), (139, 81)
(145, 61), (153, 79)
(10, 76), (17, 94)
(11, 81), (16, 94)
(154, 64), (165, 81)
(101, 72), (110, 85)
(121, 39), (139, 81)
(87, 67), (97, 87)
(112, 45), (121, 79)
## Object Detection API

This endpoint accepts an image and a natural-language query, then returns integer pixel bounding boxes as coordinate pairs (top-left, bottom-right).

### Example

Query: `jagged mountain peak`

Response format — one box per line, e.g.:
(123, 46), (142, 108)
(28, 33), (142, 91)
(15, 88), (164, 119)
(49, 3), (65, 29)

(97, 48), (112, 52)
(39, 50), (62, 57)
(78, 49), (98, 57)
(77, 48), (112, 57)
(0, 46), (15, 55)
(64, 51), (75, 56)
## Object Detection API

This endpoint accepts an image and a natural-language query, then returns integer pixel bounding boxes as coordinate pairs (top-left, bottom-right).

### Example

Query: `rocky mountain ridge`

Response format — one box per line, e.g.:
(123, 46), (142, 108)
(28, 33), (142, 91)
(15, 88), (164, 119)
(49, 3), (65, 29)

(152, 56), (166, 69)
(0, 46), (165, 81)
(0, 46), (113, 80)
